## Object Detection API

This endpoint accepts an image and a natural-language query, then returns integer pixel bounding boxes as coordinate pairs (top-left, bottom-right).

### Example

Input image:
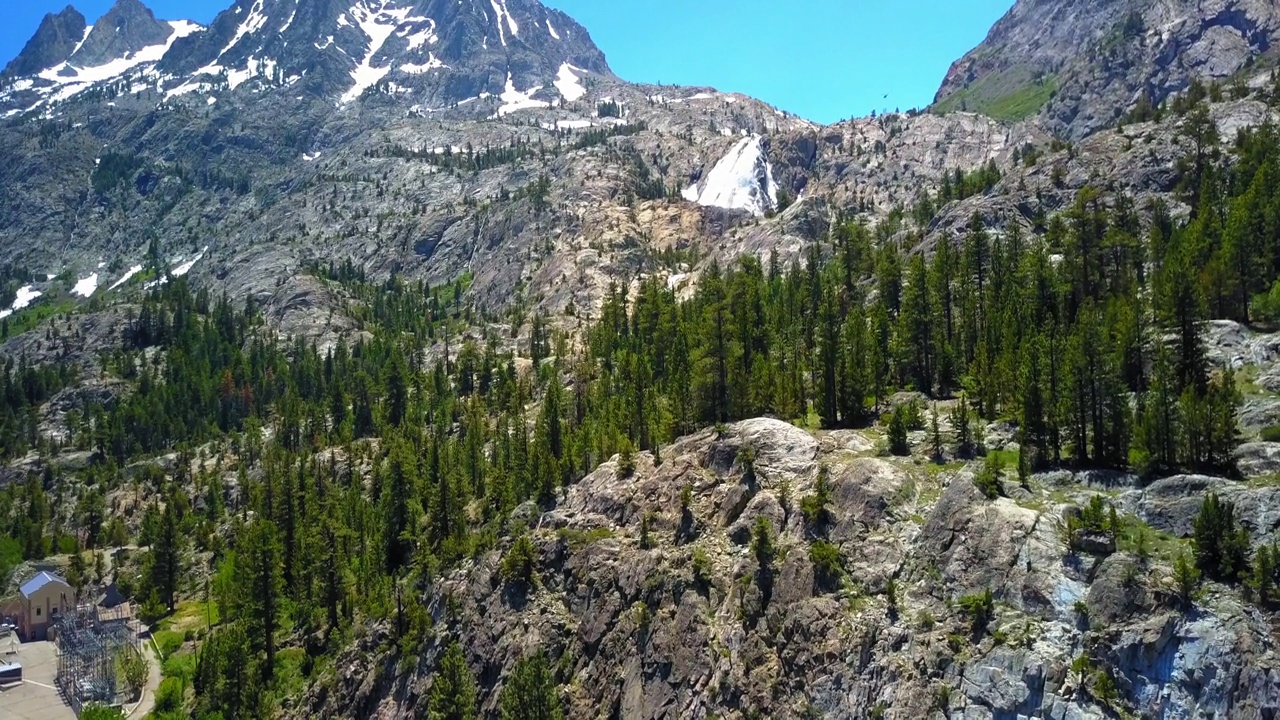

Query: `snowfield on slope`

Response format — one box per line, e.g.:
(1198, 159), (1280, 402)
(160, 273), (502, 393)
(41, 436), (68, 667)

(554, 64), (587, 102)
(682, 136), (778, 217)
(72, 273), (99, 298)
(341, 2), (423, 105)
(109, 265), (144, 291)
(0, 285), (42, 320)
(495, 75), (549, 116)
(34, 20), (202, 105)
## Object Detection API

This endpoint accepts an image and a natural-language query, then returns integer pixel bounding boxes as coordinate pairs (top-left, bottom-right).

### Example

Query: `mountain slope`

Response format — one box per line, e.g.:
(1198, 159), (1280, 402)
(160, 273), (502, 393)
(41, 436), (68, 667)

(70, 0), (174, 67)
(293, 419), (1280, 719)
(154, 0), (610, 106)
(934, 0), (1280, 138)
(1, 1), (1280, 719)
(1, 5), (88, 79)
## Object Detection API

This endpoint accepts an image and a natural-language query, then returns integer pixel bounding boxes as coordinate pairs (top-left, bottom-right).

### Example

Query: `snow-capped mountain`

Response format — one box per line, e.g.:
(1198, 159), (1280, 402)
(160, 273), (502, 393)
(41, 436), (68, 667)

(0, 1), (200, 115)
(0, 0), (611, 116)
(3, 6), (89, 78)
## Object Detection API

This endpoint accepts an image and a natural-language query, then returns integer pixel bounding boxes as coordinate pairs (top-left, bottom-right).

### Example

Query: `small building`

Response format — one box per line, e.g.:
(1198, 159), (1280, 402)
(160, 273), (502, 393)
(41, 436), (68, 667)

(17, 572), (75, 641)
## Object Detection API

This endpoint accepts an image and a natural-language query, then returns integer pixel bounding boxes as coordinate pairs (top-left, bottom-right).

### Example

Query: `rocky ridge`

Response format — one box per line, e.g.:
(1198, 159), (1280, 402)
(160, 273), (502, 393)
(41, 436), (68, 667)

(935, 0), (1280, 138)
(289, 415), (1280, 720)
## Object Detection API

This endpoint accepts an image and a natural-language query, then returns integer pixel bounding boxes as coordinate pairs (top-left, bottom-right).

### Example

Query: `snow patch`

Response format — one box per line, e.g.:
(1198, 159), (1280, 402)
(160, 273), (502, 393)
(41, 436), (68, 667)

(400, 56), (446, 74)
(108, 265), (143, 291)
(340, 1), (417, 105)
(71, 24), (93, 57)
(495, 74), (548, 116)
(72, 273), (99, 298)
(541, 119), (593, 130)
(554, 63), (586, 102)
(35, 20), (202, 105)
(489, 0), (519, 46)
(400, 19), (438, 50)
(0, 285), (42, 320)
(682, 136), (777, 217)
(172, 247), (208, 277)
(546, 19), (560, 40)
(303, 152), (321, 161)
(225, 56), (276, 90)
(219, 0), (268, 59)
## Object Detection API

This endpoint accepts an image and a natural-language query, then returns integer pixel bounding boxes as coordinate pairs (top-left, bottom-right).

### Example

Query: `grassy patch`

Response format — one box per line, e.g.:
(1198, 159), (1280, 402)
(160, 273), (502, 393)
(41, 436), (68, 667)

(934, 73), (1058, 122)
(556, 527), (615, 550)
(986, 449), (1021, 469)
(153, 630), (184, 662)
(272, 647), (309, 701)
(1246, 473), (1280, 489)
(1017, 498), (1049, 514)
(0, 299), (77, 339)
(1116, 515), (1186, 565)
(162, 651), (196, 683)
(157, 600), (219, 634)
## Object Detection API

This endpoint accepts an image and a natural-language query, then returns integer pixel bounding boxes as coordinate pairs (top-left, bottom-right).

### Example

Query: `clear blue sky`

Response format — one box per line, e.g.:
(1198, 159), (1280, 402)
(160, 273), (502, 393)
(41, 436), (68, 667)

(2, 0), (1014, 123)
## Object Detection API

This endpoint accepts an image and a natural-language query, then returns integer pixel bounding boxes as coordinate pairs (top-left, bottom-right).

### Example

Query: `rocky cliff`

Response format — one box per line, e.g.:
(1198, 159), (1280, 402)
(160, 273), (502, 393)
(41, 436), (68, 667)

(935, 0), (1280, 138)
(291, 413), (1280, 719)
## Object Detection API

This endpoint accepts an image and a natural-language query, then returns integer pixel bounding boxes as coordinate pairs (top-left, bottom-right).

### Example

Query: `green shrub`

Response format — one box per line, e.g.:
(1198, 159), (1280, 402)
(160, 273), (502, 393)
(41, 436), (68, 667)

(161, 651), (195, 684)
(1252, 280), (1280, 322)
(80, 705), (126, 720)
(154, 630), (184, 661)
(800, 466), (834, 528)
(809, 540), (843, 590)
(916, 609), (936, 631)
(973, 453), (1004, 499)
(888, 406), (911, 456)
(1261, 425), (1280, 443)
(616, 443), (635, 478)
(957, 589), (995, 634)
(501, 535), (538, 587)
(153, 677), (184, 714)
(692, 548), (712, 587)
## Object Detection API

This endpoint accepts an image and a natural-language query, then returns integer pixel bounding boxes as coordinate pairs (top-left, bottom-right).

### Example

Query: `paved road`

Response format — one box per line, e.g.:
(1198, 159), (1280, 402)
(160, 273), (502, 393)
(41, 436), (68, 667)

(125, 637), (162, 719)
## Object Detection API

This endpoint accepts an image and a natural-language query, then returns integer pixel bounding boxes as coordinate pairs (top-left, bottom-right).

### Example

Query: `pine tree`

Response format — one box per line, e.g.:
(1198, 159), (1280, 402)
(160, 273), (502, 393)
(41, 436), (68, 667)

(386, 349), (411, 428)
(383, 438), (418, 574)
(500, 651), (563, 720)
(148, 499), (181, 612)
(1251, 545), (1276, 606)
(429, 641), (478, 720)
(235, 518), (284, 681)
(1192, 493), (1251, 583)
(1174, 552), (1201, 608)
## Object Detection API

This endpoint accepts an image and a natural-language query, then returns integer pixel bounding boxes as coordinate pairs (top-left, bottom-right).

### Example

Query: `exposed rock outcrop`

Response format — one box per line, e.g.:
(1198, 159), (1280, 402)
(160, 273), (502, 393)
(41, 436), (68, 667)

(291, 419), (1280, 720)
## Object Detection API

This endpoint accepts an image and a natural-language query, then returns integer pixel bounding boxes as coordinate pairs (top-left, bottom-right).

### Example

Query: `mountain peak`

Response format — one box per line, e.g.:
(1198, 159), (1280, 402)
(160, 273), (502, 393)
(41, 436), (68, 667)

(155, 0), (612, 107)
(1, 4), (87, 78)
(70, 0), (174, 67)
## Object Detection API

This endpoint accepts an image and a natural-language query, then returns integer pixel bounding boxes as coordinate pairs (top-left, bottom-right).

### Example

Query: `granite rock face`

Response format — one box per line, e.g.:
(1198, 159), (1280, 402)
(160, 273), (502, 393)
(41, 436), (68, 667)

(1, 6), (88, 79)
(287, 418), (1279, 720)
(936, 0), (1280, 139)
